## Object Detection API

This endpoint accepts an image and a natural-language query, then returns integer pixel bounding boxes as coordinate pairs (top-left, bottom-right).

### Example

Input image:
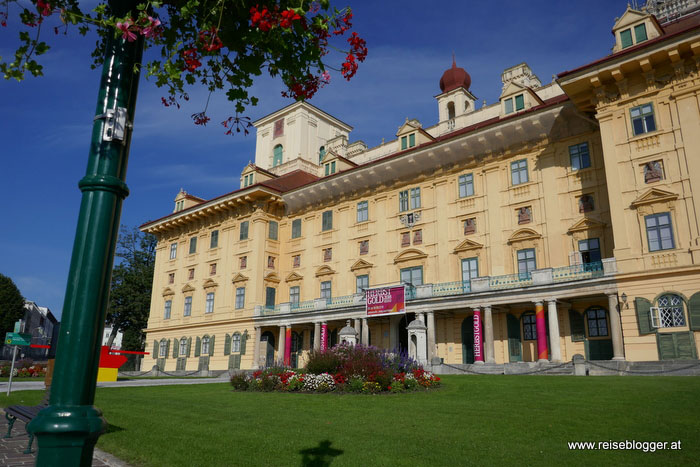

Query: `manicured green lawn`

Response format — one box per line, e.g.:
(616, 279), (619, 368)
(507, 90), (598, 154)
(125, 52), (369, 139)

(3, 376), (699, 466)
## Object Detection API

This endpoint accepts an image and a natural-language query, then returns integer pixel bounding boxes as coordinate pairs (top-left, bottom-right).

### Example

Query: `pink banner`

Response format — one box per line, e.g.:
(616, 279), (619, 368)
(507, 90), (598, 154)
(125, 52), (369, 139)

(284, 328), (292, 366)
(366, 286), (405, 317)
(320, 324), (328, 351)
(536, 305), (548, 360)
(473, 311), (484, 362)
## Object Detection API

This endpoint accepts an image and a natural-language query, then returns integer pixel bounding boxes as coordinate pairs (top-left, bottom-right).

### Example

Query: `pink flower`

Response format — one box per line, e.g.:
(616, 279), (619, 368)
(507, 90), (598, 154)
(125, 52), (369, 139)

(116, 19), (137, 42)
(141, 16), (162, 38)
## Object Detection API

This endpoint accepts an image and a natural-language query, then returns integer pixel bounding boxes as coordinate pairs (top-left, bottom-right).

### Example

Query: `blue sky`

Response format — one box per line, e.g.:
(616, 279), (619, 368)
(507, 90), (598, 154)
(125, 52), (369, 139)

(0, 0), (634, 317)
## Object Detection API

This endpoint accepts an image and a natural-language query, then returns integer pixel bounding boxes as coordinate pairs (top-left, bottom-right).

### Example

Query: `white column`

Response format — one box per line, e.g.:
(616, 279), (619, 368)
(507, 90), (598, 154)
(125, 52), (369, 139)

(313, 322), (321, 351)
(253, 326), (261, 369)
(278, 325), (285, 364)
(608, 294), (625, 360)
(484, 306), (495, 364)
(361, 318), (369, 345)
(547, 300), (562, 363)
(426, 311), (436, 363)
(353, 319), (361, 338)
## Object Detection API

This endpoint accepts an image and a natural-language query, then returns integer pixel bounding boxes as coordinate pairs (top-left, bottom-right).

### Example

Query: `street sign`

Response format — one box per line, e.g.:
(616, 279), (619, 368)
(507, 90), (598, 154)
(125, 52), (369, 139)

(4, 332), (32, 346)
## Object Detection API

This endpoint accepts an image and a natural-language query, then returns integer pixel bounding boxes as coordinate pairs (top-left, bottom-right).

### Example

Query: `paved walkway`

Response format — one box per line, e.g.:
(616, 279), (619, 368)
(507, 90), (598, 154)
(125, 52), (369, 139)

(0, 416), (129, 466)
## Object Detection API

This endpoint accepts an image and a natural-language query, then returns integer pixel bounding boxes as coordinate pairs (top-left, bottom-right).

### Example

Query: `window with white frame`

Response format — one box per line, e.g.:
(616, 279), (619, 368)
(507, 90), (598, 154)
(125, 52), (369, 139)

(517, 249), (536, 277)
(210, 230), (219, 249)
(179, 338), (187, 356)
(357, 201), (368, 223)
(169, 243), (177, 260)
(569, 142), (590, 170)
(201, 336), (210, 354)
(184, 296), (192, 316)
(159, 340), (167, 357)
(291, 219), (302, 239)
(205, 292), (215, 313)
(458, 173), (474, 198)
(356, 274), (369, 294)
(269, 221), (278, 240)
(645, 212), (674, 252)
(322, 211), (333, 231)
(511, 159), (528, 185)
(290, 286), (300, 305)
(586, 308), (609, 337)
(232, 333), (241, 352)
(657, 294), (686, 328)
(164, 300), (172, 319)
(631, 103), (656, 136)
(399, 187), (421, 212)
(400, 266), (423, 286)
(235, 287), (245, 309)
(320, 281), (332, 300)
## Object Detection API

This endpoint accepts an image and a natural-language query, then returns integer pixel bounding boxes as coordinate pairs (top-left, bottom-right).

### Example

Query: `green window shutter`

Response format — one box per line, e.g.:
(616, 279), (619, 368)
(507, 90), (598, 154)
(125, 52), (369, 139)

(569, 310), (586, 342)
(195, 337), (201, 357)
(634, 23), (647, 43)
(676, 332), (695, 359)
(153, 340), (158, 358)
(241, 331), (248, 355)
(634, 297), (654, 335)
(688, 292), (700, 331)
(165, 340), (170, 359)
(224, 334), (231, 356)
(233, 354), (242, 369)
(409, 133), (415, 147)
(515, 94), (524, 111)
(620, 29), (633, 48)
(209, 335), (216, 356)
(187, 337), (192, 357)
(657, 333), (676, 360)
(172, 339), (178, 358)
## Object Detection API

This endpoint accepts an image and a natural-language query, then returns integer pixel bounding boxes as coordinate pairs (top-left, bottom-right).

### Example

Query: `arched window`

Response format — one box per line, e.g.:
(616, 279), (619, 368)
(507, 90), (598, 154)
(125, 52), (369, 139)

(447, 101), (455, 120)
(657, 294), (686, 327)
(273, 144), (283, 167)
(585, 307), (608, 337)
(232, 333), (241, 353)
(319, 146), (326, 163)
(159, 340), (167, 357)
(202, 335), (210, 354)
(522, 313), (537, 340)
(179, 338), (187, 356)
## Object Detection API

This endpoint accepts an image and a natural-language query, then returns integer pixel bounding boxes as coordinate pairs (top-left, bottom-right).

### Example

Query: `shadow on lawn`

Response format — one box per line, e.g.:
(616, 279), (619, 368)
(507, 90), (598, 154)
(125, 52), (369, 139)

(104, 423), (125, 434)
(299, 439), (343, 466)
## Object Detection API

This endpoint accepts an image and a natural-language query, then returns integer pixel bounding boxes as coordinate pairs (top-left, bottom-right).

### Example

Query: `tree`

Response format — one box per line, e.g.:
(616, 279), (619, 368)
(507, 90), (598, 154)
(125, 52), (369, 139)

(1, 0), (367, 133)
(106, 226), (156, 349)
(0, 273), (25, 338)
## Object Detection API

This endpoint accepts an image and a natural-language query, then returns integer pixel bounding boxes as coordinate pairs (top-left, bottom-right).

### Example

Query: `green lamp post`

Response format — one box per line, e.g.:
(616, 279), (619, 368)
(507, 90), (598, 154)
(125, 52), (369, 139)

(27, 1), (144, 464)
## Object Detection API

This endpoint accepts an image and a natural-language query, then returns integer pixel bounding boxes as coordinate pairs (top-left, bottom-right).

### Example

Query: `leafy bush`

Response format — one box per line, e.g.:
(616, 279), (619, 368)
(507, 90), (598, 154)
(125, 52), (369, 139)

(230, 373), (249, 391)
(305, 350), (343, 375)
(347, 376), (364, 393)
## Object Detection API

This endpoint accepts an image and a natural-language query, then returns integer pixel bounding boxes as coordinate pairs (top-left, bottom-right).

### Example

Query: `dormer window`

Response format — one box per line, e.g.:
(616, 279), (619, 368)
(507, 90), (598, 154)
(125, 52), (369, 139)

(504, 94), (524, 115)
(242, 173), (254, 187)
(401, 133), (416, 150)
(620, 23), (647, 49)
(273, 144), (283, 167)
(175, 200), (185, 212)
(324, 161), (336, 176)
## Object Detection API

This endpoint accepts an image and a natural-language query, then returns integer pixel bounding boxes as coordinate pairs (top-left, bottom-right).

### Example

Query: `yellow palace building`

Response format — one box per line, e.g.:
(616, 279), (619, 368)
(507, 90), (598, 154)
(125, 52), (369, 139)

(141, 5), (700, 373)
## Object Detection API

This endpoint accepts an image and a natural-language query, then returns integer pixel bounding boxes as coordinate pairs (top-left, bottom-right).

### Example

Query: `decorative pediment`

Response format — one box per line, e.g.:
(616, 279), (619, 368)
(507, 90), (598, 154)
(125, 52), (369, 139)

(507, 228), (541, 244)
(612, 8), (648, 30)
(202, 279), (218, 289)
(315, 265), (336, 277)
(231, 273), (249, 283)
(396, 119), (422, 136)
(264, 272), (280, 284)
(630, 188), (678, 208)
(162, 287), (175, 297)
(350, 259), (374, 271)
(567, 218), (607, 234)
(453, 238), (484, 253)
(181, 284), (195, 293)
(241, 163), (256, 175)
(500, 81), (526, 99)
(393, 248), (428, 264)
(285, 272), (303, 282)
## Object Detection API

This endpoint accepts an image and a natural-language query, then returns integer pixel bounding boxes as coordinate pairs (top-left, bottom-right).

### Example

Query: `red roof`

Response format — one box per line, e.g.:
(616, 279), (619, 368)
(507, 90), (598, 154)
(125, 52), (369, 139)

(558, 11), (700, 79)
(259, 170), (319, 192)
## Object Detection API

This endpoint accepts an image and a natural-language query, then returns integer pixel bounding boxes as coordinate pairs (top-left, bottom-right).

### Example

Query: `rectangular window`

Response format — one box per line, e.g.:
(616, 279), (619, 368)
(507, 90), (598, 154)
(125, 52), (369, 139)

(273, 118), (284, 138)
(320, 281), (332, 300)
(514, 94), (524, 111)
(189, 237), (197, 254)
(511, 159), (528, 185)
(401, 232), (410, 247)
(293, 254), (301, 268)
(290, 286), (300, 305)
(291, 219), (302, 238)
(240, 256), (247, 269)
(235, 287), (245, 309)
(267, 256), (275, 269)
(517, 249), (536, 277)
(504, 98), (514, 114)
(323, 248), (332, 262)
(413, 229), (422, 245)
(410, 187), (421, 209)
(210, 230), (219, 249)
(464, 218), (476, 235)
(458, 173), (474, 198)
(359, 240), (369, 255)
(240, 221), (249, 240)
(569, 142), (590, 170)
(357, 201), (368, 223)
(578, 238), (601, 264)
(322, 211), (333, 231)
(325, 163), (330, 176)
(400, 266), (423, 286)
(184, 296), (192, 316)
(401, 136), (407, 150)
(205, 292), (215, 313)
(164, 300), (172, 319)
(634, 23), (647, 43)
(356, 275), (369, 294)
(399, 190), (409, 212)
(331, 161), (336, 174)
(210, 263), (217, 275)
(265, 287), (276, 307)
(461, 257), (479, 292)
(170, 243), (177, 260)
(188, 268), (195, 280)
(168, 273), (175, 284)
(646, 212), (675, 252)
(269, 221), (278, 240)
(631, 103), (656, 136)
(523, 314), (537, 340)
(409, 133), (415, 147)
(620, 28), (633, 48)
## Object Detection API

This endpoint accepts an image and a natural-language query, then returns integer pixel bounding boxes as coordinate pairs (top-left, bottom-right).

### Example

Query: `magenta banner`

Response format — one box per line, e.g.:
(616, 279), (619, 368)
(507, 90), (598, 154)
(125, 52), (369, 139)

(366, 286), (405, 317)
(320, 324), (328, 351)
(473, 310), (484, 362)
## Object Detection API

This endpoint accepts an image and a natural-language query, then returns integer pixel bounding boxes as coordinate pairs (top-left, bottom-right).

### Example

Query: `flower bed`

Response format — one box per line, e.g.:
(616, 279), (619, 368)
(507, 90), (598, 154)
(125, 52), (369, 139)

(230, 345), (440, 394)
(0, 362), (46, 377)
